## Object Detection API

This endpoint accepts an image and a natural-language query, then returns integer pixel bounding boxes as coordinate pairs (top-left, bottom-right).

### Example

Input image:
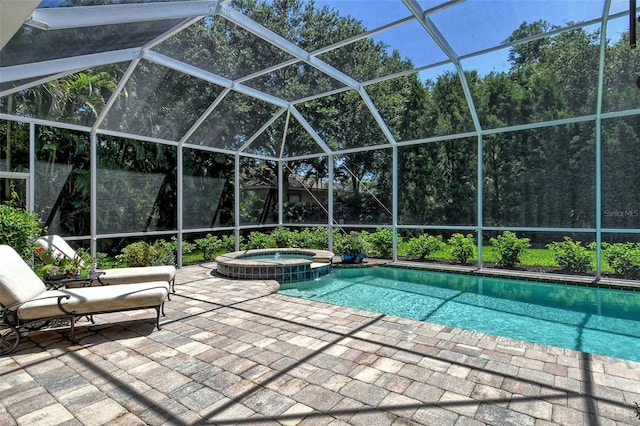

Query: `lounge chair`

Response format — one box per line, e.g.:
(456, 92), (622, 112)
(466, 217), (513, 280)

(0, 245), (170, 355)
(36, 235), (176, 293)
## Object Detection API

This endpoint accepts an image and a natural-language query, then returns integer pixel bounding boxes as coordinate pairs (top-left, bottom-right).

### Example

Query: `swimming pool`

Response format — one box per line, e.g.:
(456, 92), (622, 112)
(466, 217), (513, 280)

(278, 266), (640, 362)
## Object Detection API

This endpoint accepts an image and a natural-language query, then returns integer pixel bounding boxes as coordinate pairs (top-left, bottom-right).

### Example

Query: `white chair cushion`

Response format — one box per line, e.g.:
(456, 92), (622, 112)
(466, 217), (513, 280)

(97, 265), (176, 285)
(0, 245), (46, 308)
(16, 281), (170, 320)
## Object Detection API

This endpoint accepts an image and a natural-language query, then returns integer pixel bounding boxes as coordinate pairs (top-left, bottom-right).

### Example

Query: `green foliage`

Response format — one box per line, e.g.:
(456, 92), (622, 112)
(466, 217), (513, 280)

(219, 235), (236, 253)
(242, 231), (271, 250)
(602, 242), (640, 278)
(293, 227), (329, 249)
(117, 241), (156, 267)
(152, 237), (193, 266)
(546, 237), (592, 273)
(195, 234), (221, 261)
(406, 234), (443, 260)
(94, 252), (114, 269)
(489, 231), (531, 267)
(335, 231), (369, 256)
(115, 239), (181, 267)
(270, 227), (297, 248)
(0, 200), (44, 261)
(193, 234), (237, 259)
(368, 228), (395, 258)
(448, 233), (476, 264)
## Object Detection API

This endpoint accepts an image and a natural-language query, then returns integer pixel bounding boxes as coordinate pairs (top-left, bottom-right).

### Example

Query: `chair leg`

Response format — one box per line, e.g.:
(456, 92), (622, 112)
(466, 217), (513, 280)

(69, 316), (78, 344)
(155, 306), (162, 330)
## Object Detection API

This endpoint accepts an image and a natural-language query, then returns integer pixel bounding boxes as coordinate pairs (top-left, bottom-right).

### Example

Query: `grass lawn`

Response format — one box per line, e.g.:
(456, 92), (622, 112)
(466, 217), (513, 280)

(396, 242), (612, 273)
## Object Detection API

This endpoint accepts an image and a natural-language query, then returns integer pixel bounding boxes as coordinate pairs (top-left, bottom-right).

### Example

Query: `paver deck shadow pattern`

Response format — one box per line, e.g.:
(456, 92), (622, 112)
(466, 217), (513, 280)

(1, 262), (639, 425)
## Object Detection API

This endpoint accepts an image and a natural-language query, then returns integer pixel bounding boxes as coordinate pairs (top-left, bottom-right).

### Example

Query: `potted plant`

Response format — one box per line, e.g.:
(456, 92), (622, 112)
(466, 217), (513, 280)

(337, 232), (368, 264)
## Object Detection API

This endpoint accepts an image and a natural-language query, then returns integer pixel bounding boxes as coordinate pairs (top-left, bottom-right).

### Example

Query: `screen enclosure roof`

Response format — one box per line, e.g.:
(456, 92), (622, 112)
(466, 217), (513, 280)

(0, 0), (636, 160)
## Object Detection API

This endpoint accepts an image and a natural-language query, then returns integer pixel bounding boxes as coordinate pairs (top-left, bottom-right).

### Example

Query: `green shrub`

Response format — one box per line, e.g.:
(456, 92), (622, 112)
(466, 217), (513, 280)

(546, 237), (592, 273)
(448, 233), (476, 264)
(602, 242), (640, 278)
(294, 227), (328, 249)
(335, 231), (369, 256)
(406, 234), (443, 260)
(219, 234), (236, 253)
(152, 237), (191, 265)
(270, 227), (296, 248)
(0, 201), (44, 262)
(368, 228), (395, 258)
(151, 237), (196, 265)
(195, 233), (220, 261)
(242, 231), (270, 250)
(490, 231), (531, 267)
(117, 241), (156, 267)
(94, 252), (114, 269)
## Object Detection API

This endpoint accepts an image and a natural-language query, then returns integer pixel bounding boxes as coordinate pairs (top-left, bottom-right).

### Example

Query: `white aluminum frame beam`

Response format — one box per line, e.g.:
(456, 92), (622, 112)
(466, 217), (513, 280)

(0, 48), (141, 83)
(26, 1), (220, 30)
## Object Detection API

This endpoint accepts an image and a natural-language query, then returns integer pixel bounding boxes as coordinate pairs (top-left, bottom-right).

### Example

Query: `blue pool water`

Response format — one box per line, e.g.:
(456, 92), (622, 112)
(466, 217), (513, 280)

(278, 267), (640, 362)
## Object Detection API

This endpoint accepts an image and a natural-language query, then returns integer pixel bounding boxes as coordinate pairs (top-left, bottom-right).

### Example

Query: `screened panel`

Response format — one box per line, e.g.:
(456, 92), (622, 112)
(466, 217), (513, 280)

(1, 65), (125, 128)
(182, 148), (233, 229)
(40, 0), (194, 7)
(1, 0), (640, 275)
(243, 113), (289, 158)
(296, 90), (389, 151)
(246, 0), (412, 52)
(602, 116), (640, 230)
(282, 158), (329, 225)
(416, 69), (475, 137)
(187, 91), (281, 150)
(96, 137), (176, 234)
(1, 19), (183, 67)
(101, 60), (225, 141)
(428, 0), (605, 57)
(366, 19), (448, 72)
(34, 127), (90, 236)
(483, 123), (596, 228)
(367, 69), (459, 142)
(0, 120), (29, 172)
(398, 138), (477, 227)
(0, 178), (27, 208)
(239, 158), (277, 226)
(281, 115), (327, 158)
(316, 20), (446, 82)
(315, 1), (413, 31)
(1, 75), (57, 94)
(467, 27), (600, 130)
(242, 61), (346, 102)
(154, 15), (295, 81)
(334, 149), (392, 225)
(602, 15), (640, 113)
(96, 235), (174, 260)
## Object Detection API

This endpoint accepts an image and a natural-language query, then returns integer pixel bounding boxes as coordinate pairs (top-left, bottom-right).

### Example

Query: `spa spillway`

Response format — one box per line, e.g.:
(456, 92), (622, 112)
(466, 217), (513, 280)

(215, 248), (334, 283)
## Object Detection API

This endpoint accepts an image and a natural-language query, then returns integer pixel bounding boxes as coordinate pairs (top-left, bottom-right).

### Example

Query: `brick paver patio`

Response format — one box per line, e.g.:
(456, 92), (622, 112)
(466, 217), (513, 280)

(1, 262), (639, 425)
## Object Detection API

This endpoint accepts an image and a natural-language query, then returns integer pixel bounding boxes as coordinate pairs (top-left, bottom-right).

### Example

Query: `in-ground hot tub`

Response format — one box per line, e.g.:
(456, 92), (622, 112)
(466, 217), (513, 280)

(215, 248), (334, 283)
